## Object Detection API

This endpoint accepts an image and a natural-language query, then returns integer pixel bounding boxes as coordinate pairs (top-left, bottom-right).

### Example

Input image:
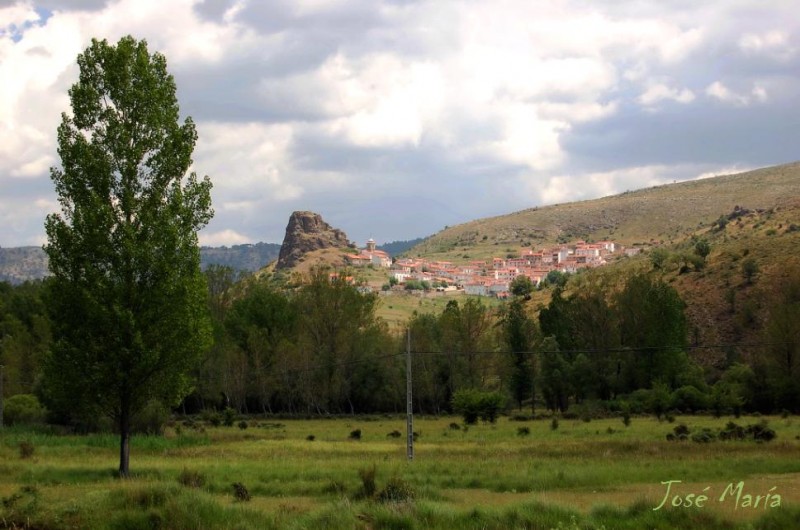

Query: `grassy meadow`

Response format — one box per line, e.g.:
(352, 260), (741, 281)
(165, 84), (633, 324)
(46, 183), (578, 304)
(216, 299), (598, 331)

(1, 414), (799, 529)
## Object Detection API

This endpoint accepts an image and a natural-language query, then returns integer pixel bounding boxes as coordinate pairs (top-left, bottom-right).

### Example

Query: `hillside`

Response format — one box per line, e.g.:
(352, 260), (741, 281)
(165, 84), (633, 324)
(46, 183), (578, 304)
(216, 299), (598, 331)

(0, 243), (281, 285)
(394, 162), (800, 366)
(409, 162), (800, 261)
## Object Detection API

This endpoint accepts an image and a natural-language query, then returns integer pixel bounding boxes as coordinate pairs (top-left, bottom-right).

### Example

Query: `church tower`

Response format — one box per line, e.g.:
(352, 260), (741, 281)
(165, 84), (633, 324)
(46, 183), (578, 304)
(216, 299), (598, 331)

(366, 238), (376, 253)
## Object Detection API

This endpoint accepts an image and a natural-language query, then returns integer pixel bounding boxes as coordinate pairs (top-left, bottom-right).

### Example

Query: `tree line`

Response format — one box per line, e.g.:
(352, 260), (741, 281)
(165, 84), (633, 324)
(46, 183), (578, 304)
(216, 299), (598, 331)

(2, 261), (799, 427)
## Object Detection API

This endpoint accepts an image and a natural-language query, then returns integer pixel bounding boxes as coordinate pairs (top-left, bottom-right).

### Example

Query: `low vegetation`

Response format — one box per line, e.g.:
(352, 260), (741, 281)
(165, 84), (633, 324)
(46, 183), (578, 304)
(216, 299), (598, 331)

(1, 415), (798, 528)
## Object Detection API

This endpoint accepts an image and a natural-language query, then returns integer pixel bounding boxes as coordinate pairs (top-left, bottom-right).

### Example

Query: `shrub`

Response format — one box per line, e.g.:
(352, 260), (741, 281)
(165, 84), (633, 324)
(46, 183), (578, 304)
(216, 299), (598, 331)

(3, 394), (46, 425)
(517, 426), (530, 436)
(670, 386), (710, 413)
(232, 482), (251, 501)
(377, 476), (415, 503)
(222, 407), (236, 427)
(691, 428), (716, 443)
(747, 420), (776, 442)
(387, 430), (401, 438)
(448, 422), (461, 431)
(349, 428), (362, 440)
(237, 420), (248, 430)
(306, 434), (316, 441)
(550, 417), (559, 431)
(622, 411), (631, 427)
(201, 409), (221, 427)
(451, 389), (506, 425)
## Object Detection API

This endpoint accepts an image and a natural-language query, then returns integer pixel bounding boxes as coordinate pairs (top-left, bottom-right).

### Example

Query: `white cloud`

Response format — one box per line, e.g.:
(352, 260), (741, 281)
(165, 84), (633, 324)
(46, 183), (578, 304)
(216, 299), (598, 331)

(694, 166), (752, 180)
(198, 228), (252, 246)
(739, 30), (795, 60)
(194, 121), (303, 201)
(638, 84), (695, 107)
(705, 81), (768, 106)
(1, 0), (799, 247)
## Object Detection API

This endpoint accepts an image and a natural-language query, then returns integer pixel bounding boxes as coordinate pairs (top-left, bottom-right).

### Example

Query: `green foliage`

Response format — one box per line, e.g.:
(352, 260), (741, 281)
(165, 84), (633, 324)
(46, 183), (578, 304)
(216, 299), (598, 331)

(42, 36), (213, 476)
(3, 394), (46, 425)
(741, 257), (759, 283)
(131, 399), (169, 435)
(500, 299), (536, 409)
(510, 275), (534, 297)
(670, 385), (710, 413)
(544, 270), (568, 288)
(377, 476), (415, 503)
(222, 407), (236, 427)
(451, 388), (506, 424)
(694, 238), (711, 259)
(649, 247), (670, 270)
(231, 482), (251, 502)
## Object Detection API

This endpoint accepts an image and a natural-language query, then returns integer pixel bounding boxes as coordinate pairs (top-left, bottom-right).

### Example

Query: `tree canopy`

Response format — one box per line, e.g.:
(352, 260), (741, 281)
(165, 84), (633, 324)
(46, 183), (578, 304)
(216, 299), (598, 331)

(42, 36), (213, 476)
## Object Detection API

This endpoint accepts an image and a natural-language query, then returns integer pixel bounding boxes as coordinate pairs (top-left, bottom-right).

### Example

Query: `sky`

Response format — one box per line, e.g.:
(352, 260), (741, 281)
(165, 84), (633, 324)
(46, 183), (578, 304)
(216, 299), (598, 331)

(1, 1), (799, 248)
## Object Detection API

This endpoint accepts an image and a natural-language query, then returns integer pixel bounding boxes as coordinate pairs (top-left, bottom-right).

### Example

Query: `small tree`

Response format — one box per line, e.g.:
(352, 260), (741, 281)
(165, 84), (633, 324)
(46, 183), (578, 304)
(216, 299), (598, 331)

(43, 36), (213, 476)
(741, 257), (759, 284)
(694, 239), (711, 260)
(510, 275), (534, 298)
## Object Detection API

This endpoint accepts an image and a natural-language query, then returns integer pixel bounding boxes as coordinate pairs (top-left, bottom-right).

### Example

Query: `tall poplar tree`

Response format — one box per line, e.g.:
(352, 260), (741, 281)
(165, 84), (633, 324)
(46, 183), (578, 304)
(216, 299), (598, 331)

(43, 36), (213, 476)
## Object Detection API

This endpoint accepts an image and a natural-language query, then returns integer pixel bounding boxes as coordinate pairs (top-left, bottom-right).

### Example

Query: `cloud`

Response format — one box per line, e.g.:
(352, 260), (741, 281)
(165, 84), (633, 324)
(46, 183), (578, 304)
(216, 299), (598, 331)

(198, 228), (252, 246)
(1, 0), (800, 247)
(739, 30), (795, 61)
(705, 81), (768, 106)
(638, 84), (695, 107)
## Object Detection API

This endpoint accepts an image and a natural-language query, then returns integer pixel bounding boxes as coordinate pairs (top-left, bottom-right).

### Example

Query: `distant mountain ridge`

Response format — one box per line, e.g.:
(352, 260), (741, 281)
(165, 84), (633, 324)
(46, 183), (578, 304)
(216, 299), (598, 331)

(0, 243), (282, 285)
(377, 237), (428, 257)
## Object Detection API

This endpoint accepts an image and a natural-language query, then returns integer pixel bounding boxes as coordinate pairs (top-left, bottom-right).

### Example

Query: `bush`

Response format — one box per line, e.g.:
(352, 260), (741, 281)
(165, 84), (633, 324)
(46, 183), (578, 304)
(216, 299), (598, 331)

(746, 420), (776, 442)
(451, 389), (506, 425)
(3, 394), (47, 425)
(201, 409), (221, 427)
(691, 428), (716, 443)
(387, 430), (401, 438)
(517, 426), (530, 436)
(232, 482), (251, 501)
(222, 407), (236, 427)
(349, 428), (362, 440)
(237, 420), (248, 430)
(670, 386), (710, 413)
(377, 476), (415, 503)
(550, 417), (559, 431)
(131, 399), (169, 435)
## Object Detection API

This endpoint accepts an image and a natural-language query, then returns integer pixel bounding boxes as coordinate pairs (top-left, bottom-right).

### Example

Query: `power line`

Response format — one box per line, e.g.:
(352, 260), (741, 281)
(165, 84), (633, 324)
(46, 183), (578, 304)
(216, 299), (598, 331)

(409, 341), (792, 356)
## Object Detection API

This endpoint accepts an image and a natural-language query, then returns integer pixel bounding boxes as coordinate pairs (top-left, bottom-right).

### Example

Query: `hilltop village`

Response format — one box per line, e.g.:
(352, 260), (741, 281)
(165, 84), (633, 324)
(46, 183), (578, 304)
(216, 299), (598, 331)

(346, 238), (641, 297)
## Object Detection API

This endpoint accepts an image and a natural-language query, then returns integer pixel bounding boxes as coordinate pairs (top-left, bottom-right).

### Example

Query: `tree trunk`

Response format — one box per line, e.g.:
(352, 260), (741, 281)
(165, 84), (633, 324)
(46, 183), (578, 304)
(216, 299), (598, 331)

(119, 406), (131, 477)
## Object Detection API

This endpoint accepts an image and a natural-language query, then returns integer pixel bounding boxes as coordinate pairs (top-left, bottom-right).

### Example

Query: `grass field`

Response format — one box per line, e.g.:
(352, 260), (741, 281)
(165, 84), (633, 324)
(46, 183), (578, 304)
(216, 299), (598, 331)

(1, 415), (799, 529)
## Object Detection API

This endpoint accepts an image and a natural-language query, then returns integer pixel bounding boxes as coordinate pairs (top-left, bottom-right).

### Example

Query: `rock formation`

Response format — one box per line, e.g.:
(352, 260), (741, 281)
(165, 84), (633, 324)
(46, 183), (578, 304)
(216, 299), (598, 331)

(275, 211), (353, 270)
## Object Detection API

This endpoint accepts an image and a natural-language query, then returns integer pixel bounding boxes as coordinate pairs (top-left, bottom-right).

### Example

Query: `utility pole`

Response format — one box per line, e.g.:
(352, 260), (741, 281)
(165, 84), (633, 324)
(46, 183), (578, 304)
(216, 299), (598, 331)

(0, 365), (4, 428)
(406, 328), (414, 461)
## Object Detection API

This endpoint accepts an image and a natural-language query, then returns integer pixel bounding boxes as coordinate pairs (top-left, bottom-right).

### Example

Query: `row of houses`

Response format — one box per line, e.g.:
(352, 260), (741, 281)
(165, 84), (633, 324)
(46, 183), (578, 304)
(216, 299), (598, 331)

(346, 237), (642, 298)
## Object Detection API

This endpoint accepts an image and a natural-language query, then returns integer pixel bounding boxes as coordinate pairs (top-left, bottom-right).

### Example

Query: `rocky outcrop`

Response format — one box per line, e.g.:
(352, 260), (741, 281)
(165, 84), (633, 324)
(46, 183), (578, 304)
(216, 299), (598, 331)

(275, 211), (353, 270)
